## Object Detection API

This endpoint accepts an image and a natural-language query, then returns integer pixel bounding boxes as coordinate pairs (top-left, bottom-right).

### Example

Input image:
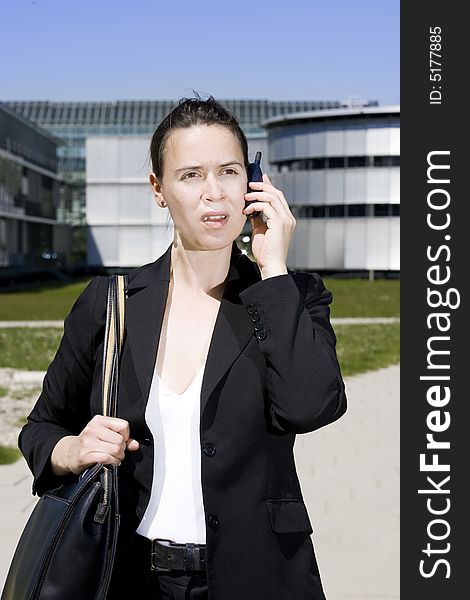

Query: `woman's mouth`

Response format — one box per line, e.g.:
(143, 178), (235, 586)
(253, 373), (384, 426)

(201, 212), (229, 228)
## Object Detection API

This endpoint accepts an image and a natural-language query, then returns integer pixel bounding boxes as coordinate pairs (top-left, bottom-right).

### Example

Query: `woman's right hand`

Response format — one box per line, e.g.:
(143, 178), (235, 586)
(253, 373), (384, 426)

(50, 415), (140, 476)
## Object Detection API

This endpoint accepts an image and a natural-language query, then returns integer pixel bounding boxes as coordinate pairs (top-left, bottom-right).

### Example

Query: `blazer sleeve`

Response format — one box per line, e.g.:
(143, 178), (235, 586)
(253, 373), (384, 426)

(239, 272), (347, 434)
(18, 276), (108, 496)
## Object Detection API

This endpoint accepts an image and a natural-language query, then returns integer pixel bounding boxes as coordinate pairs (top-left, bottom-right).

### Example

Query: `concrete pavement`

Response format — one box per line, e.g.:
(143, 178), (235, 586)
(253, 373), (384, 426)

(295, 364), (400, 599)
(0, 364), (399, 598)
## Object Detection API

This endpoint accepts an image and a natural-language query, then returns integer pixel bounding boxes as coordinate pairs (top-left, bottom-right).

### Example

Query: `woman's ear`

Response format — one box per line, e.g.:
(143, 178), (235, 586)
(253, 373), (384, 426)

(150, 173), (166, 207)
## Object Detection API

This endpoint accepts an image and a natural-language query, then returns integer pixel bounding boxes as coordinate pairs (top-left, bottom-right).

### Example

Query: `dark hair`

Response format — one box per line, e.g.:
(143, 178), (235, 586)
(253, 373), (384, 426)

(150, 94), (249, 179)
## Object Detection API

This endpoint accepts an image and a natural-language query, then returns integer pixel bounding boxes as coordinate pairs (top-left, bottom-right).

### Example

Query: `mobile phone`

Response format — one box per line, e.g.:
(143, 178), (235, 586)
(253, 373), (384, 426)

(246, 151), (262, 219)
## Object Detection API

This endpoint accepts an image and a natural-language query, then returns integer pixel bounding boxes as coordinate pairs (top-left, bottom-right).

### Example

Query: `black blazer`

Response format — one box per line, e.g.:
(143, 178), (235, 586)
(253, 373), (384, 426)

(19, 241), (347, 600)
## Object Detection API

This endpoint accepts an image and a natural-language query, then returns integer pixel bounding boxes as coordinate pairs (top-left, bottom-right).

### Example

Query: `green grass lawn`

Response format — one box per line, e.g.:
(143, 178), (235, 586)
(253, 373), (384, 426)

(0, 324), (399, 377)
(0, 277), (399, 321)
(325, 278), (400, 318)
(0, 329), (63, 370)
(0, 279), (92, 321)
(0, 276), (400, 376)
(0, 445), (21, 464)
(335, 323), (399, 376)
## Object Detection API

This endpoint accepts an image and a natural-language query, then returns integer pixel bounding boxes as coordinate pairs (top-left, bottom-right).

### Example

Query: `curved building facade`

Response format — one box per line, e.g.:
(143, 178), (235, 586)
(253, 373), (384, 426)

(263, 106), (400, 273)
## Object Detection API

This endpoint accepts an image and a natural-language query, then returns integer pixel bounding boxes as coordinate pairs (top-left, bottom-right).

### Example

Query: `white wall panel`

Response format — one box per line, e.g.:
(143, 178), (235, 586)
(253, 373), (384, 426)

(325, 129), (344, 155)
(119, 184), (152, 224)
(390, 127), (400, 155)
(118, 137), (150, 180)
(119, 226), (151, 266)
(306, 221), (326, 271)
(86, 185), (120, 224)
(88, 225), (119, 266)
(309, 171), (326, 205)
(325, 171), (344, 204)
(276, 136), (295, 159)
(365, 219), (390, 270)
(344, 220), (368, 269)
(366, 128), (391, 155)
(294, 133), (309, 156)
(324, 220), (346, 268)
(366, 169), (390, 203)
(344, 170), (367, 204)
(344, 128), (366, 155)
(390, 169), (400, 202)
(307, 132), (325, 157)
(389, 218), (400, 270)
(294, 172), (310, 204)
(86, 139), (119, 180)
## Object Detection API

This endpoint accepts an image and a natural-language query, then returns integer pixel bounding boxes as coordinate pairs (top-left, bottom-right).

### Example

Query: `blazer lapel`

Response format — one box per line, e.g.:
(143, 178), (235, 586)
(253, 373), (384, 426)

(200, 252), (259, 415)
(124, 241), (261, 417)
(124, 246), (171, 413)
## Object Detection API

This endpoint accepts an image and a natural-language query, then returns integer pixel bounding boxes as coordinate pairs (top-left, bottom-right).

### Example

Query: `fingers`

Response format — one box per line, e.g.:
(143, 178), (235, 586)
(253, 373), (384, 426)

(246, 173), (290, 213)
(98, 416), (131, 440)
(77, 416), (140, 469)
(245, 175), (293, 219)
(126, 438), (140, 451)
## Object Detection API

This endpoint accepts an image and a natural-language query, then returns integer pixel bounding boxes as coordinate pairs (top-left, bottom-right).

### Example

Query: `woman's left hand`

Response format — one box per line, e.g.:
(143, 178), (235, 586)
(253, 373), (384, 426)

(243, 174), (296, 277)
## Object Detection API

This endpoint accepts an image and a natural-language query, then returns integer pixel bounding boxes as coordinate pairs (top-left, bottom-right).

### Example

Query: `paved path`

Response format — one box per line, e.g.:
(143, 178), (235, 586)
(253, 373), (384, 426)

(0, 318), (399, 328)
(295, 364), (400, 599)
(0, 365), (399, 598)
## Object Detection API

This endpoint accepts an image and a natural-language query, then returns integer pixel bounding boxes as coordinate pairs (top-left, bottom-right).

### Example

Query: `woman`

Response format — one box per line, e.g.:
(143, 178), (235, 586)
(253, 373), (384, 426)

(19, 96), (347, 599)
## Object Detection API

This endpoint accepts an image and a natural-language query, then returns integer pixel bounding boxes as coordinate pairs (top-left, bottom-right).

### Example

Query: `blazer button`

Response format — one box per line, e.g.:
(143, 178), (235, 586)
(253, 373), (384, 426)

(208, 514), (220, 529)
(254, 321), (264, 332)
(256, 330), (267, 340)
(250, 312), (260, 322)
(246, 304), (256, 314)
(202, 442), (216, 457)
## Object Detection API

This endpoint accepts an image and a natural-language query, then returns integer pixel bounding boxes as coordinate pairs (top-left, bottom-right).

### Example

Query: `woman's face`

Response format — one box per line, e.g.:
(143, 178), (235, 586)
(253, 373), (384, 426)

(151, 125), (248, 251)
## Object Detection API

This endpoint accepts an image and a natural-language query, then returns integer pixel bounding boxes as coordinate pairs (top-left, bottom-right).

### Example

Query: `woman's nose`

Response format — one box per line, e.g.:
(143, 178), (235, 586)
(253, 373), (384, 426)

(202, 174), (225, 200)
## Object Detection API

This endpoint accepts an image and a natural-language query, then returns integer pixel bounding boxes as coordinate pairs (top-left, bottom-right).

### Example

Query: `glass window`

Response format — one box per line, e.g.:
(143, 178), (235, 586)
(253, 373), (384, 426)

(374, 204), (390, 217)
(328, 157), (345, 169)
(309, 158), (325, 169)
(347, 156), (367, 168)
(328, 205), (345, 218)
(347, 204), (366, 217)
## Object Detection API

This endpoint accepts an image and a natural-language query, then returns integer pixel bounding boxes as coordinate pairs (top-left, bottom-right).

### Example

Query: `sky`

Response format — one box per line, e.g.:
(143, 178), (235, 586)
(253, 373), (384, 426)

(1, 0), (399, 105)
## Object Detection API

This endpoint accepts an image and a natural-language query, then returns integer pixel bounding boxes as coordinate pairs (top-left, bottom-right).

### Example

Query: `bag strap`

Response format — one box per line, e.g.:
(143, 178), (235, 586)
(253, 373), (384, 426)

(102, 274), (127, 418)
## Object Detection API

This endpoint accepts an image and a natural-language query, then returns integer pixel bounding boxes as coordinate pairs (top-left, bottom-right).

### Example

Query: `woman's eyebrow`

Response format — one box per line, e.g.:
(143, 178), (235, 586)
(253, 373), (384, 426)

(175, 161), (243, 174)
(219, 161), (244, 168)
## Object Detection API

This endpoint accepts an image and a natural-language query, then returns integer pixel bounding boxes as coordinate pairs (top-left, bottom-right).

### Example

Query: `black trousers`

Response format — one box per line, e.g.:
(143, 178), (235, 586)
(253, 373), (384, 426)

(107, 533), (208, 599)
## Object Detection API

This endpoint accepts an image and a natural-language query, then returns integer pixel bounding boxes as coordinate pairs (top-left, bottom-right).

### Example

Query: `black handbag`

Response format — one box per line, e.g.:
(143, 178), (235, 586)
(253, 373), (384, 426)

(1, 274), (127, 600)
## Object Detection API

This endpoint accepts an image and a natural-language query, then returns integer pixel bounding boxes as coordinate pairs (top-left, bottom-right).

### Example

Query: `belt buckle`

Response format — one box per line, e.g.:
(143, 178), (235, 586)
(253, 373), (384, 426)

(151, 537), (176, 573)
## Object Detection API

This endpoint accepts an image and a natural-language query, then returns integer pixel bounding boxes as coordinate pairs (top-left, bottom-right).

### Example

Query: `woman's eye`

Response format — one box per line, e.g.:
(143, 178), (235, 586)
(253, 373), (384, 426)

(222, 168), (237, 175)
(182, 172), (200, 180)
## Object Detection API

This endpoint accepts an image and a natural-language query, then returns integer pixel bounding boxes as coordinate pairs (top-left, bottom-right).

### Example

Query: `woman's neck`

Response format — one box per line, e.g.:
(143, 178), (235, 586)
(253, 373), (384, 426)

(170, 238), (232, 299)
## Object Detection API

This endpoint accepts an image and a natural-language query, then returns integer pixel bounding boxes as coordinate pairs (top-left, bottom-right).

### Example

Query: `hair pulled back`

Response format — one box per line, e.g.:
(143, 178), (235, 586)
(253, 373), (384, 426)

(150, 94), (249, 179)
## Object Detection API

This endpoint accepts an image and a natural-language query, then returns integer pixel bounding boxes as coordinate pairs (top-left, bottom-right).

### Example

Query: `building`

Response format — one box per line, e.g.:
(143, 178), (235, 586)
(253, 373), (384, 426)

(7, 99), (391, 271)
(264, 106), (400, 274)
(7, 99), (354, 183)
(0, 103), (72, 269)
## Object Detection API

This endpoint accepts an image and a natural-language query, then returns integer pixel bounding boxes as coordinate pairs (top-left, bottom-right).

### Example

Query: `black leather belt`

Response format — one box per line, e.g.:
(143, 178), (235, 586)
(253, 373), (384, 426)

(149, 538), (206, 573)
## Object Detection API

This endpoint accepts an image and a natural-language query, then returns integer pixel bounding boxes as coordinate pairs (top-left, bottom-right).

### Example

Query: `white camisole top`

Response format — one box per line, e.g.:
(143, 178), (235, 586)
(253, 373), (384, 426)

(136, 361), (207, 544)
